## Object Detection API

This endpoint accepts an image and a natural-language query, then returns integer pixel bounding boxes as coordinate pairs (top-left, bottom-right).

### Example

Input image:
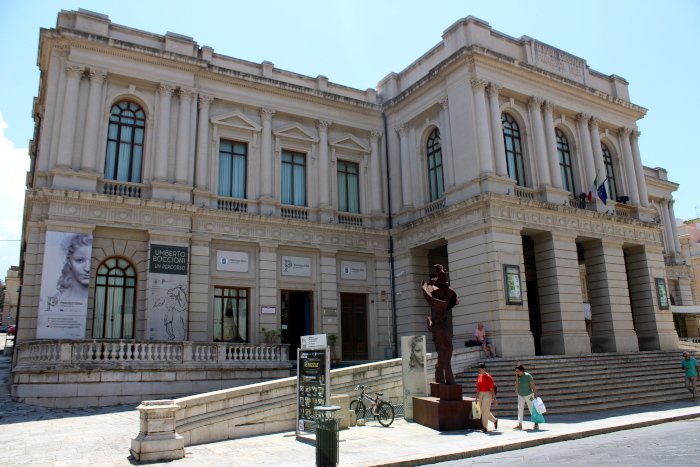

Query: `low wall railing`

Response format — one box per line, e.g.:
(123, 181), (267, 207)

(14, 340), (290, 368)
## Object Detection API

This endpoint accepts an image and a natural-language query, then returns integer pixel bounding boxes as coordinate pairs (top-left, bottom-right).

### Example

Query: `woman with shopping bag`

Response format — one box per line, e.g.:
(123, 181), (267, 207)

(514, 364), (541, 430)
(475, 362), (498, 432)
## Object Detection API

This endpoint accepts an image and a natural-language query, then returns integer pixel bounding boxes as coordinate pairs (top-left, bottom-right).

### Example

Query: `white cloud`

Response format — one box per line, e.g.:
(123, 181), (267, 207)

(0, 111), (30, 279)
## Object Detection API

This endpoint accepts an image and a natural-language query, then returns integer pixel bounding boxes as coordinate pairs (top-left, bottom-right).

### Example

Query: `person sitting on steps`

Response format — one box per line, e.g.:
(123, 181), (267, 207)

(474, 322), (496, 358)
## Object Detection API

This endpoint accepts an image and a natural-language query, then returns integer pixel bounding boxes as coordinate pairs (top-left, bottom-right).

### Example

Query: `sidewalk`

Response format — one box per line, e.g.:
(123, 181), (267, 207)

(0, 351), (699, 466)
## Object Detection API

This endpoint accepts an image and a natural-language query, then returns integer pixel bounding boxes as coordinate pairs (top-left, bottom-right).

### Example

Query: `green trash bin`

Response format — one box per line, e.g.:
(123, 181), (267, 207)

(314, 405), (340, 467)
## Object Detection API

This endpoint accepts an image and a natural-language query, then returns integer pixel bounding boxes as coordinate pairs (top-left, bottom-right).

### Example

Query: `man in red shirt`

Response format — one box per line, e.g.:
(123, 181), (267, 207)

(475, 362), (498, 432)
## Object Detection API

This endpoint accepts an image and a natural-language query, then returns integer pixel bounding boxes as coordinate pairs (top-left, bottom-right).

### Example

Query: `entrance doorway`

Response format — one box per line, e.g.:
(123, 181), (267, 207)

(281, 290), (313, 360)
(340, 293), (368, 361)
(522, 235), (542, 355)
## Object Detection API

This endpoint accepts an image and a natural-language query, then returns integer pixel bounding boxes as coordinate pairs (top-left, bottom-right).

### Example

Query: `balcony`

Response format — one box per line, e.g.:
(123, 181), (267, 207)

(281, 205), (309, 220)
(215, 196), (249, 213)
(100, 180), (143, 198)
(514, 186), (536, 200)
(338, 213), (363, 226)
(424, 198), (446, 216)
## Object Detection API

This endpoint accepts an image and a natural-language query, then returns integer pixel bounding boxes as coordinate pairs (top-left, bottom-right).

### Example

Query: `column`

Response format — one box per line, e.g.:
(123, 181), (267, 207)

(396, 123), (412, 208)
(194, 94), (213, 190)
(370, 130), (382, 213)
(542, 101), (562, 189)
(260, 108), (275, 198)
(619, 127), (640, 205)
(630, 130), (649, 207)
(624, 245), (678, 350)
(471, 79), (494, 175)
(589, 117), (605, 182)
(175, 88), (194, 184)
(487, 84), (507, 177)
(576, 113), (595, 191)
(658, 200), (673, 256)
(317, 120), (332, 208)
(584, 240), (639, 353)
(80, 69), (107, 171)
(56, 63), (85, 168)
(533, 233), (591, 355)
(668, 199), (682, 256)
(529, 97), (551, 187)
(154, 83), (174, 181)
(438, 96), (456, 189)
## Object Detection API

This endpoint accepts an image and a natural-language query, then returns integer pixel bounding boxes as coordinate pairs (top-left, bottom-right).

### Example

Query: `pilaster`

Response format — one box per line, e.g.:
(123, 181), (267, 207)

(529, 97), (551, 187)
(80, 69), (107, 172)
(471, 79), (494, 176)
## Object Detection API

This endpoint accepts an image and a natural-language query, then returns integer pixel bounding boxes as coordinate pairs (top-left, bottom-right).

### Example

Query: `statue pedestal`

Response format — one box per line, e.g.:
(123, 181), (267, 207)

(413, 383), (482, 431)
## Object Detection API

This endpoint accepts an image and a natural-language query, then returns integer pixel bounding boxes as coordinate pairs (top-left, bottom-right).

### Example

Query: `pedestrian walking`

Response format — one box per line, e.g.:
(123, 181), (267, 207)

(681, 351), (699, 401)
(475, 362), (498, 432)
(514, 364), (539, 430)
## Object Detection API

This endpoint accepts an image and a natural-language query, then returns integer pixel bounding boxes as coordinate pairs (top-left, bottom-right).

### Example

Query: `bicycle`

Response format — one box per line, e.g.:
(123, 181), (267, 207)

(349, 384), (395, 427)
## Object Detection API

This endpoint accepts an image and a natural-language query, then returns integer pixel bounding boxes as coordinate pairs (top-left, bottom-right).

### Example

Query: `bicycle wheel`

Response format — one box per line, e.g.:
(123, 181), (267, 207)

(375, 401), (395, 427)
(349, 400), (366, 420)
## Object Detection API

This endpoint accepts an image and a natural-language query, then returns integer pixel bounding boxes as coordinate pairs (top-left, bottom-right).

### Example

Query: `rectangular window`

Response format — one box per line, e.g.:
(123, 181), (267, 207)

(281, 150), (306, 206)
(218, 140), (247, 198)
(337, 160), (360, 213)
(213, 286), (248, 342)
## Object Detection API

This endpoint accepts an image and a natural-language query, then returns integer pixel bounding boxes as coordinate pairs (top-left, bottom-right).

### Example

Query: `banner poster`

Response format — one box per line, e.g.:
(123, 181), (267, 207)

(36, 231), (94, 339)
(296, 347), (329, 434)
(401, 335), (428, 420)
(148, 244), (189, 341)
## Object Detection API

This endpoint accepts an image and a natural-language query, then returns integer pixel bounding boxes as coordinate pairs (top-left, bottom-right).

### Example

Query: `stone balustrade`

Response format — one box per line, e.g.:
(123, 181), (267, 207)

(14, 339), (289, 367)
(11, 340), (292, 408)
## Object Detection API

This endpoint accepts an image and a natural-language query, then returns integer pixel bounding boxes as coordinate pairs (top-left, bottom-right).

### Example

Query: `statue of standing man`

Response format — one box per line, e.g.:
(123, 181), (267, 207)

(420, 264), (459, 385)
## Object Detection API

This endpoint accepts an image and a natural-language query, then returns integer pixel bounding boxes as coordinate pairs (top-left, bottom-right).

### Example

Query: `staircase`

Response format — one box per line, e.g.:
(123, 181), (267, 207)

(455, 350), (696, 417)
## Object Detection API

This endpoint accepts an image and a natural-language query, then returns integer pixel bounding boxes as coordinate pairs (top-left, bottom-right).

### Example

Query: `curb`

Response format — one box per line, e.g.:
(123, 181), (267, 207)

(371, 411), (700, 467)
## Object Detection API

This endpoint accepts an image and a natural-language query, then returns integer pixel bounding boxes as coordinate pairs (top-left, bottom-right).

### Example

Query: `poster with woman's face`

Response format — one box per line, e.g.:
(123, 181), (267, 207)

(401, 335), (428, 420)
(36, 231), (93, 339)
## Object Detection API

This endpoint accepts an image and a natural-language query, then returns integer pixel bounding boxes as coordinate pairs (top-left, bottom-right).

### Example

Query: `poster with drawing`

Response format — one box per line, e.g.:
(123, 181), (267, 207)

(401, 335), (428, 420)
(148, 244), (189, 341)
(37, 231), (93, 339)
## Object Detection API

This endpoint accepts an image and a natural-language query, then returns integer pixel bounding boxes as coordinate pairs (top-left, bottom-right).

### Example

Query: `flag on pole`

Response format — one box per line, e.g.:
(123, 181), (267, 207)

(587, 173), (599, 202)
(597, 179), (608, 205)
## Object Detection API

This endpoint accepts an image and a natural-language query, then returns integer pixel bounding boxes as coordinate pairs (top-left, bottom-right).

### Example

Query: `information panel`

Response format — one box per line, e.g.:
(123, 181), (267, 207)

(296, 347), (330, 434)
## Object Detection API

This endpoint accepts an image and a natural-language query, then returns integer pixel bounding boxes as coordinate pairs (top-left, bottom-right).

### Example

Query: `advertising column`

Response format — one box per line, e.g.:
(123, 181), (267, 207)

(148, 244), (189, 341)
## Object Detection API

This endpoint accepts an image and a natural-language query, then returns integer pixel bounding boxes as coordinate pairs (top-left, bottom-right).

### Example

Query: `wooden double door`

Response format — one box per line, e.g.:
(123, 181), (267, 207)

(340, 293), (368, 361)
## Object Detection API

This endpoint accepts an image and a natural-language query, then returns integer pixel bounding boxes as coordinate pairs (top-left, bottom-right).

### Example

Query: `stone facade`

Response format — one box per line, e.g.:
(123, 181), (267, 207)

(17, 9), (689, 370)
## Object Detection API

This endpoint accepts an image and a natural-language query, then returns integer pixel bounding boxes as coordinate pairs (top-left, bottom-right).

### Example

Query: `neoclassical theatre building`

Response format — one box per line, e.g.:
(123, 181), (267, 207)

(18, 9), (694, 367)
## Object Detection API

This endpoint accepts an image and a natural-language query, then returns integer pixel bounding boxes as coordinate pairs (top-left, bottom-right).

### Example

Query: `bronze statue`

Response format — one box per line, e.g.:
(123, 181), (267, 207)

(421, 264), (459, 385)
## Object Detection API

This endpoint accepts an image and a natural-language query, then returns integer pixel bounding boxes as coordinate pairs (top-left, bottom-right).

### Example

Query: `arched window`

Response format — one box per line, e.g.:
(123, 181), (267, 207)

(104, 101), (145, 183)
(602, 143), (618, 202)
(556, 129), (575, 194)
(501, 113), (526, 186)
(92, 257), (136, 339)
(426, 128), (444, 201)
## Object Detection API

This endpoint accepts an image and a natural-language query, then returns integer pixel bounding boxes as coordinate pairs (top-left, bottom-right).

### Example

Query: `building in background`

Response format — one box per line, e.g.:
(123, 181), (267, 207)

(2, 266), (20, 327)
(12, 9), (696, 405)
(675, 219), (700, 338)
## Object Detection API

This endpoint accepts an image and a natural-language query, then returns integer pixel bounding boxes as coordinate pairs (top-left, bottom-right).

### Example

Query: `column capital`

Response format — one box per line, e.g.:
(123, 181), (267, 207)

(631, 129), (641, 141)
(588, 116), (600, 130)
(438, 95), (449, 110)
(198, 94), (214, 107)
(542, 100), (555, 113)
(486, 82), (502, 97)
(65, 63), (85, 76)
(394, 122), (408, 135)
(618, 126), (632, 137)
(317, 119), (333, 130)
(88, 69), (107, 82)
(260, 107), (276, 120)
(529, 96), (544, 109)
(470, 78), (488, 91)
(158, 83), (176, 97)
(577, 112), (590, 123)
(179, 87), (196, 99)
(370, 129), (383, 140)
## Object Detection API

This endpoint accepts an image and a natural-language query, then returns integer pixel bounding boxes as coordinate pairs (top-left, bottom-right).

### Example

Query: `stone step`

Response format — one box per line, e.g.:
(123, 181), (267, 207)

(455, 350), (695, 415)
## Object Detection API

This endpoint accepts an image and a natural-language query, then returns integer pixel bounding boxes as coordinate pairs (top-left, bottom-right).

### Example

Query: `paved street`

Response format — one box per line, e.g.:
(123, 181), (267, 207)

(1, 335), (699, 467)
(431, 417), (700, 466)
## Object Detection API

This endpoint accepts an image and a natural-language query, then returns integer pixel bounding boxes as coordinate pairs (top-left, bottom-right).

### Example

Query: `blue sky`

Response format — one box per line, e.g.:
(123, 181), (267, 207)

(0, 0), (699, 278)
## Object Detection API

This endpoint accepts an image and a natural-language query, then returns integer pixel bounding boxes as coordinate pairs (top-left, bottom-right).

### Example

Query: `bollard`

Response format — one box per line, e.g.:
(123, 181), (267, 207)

(314, 405), (340, 467)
